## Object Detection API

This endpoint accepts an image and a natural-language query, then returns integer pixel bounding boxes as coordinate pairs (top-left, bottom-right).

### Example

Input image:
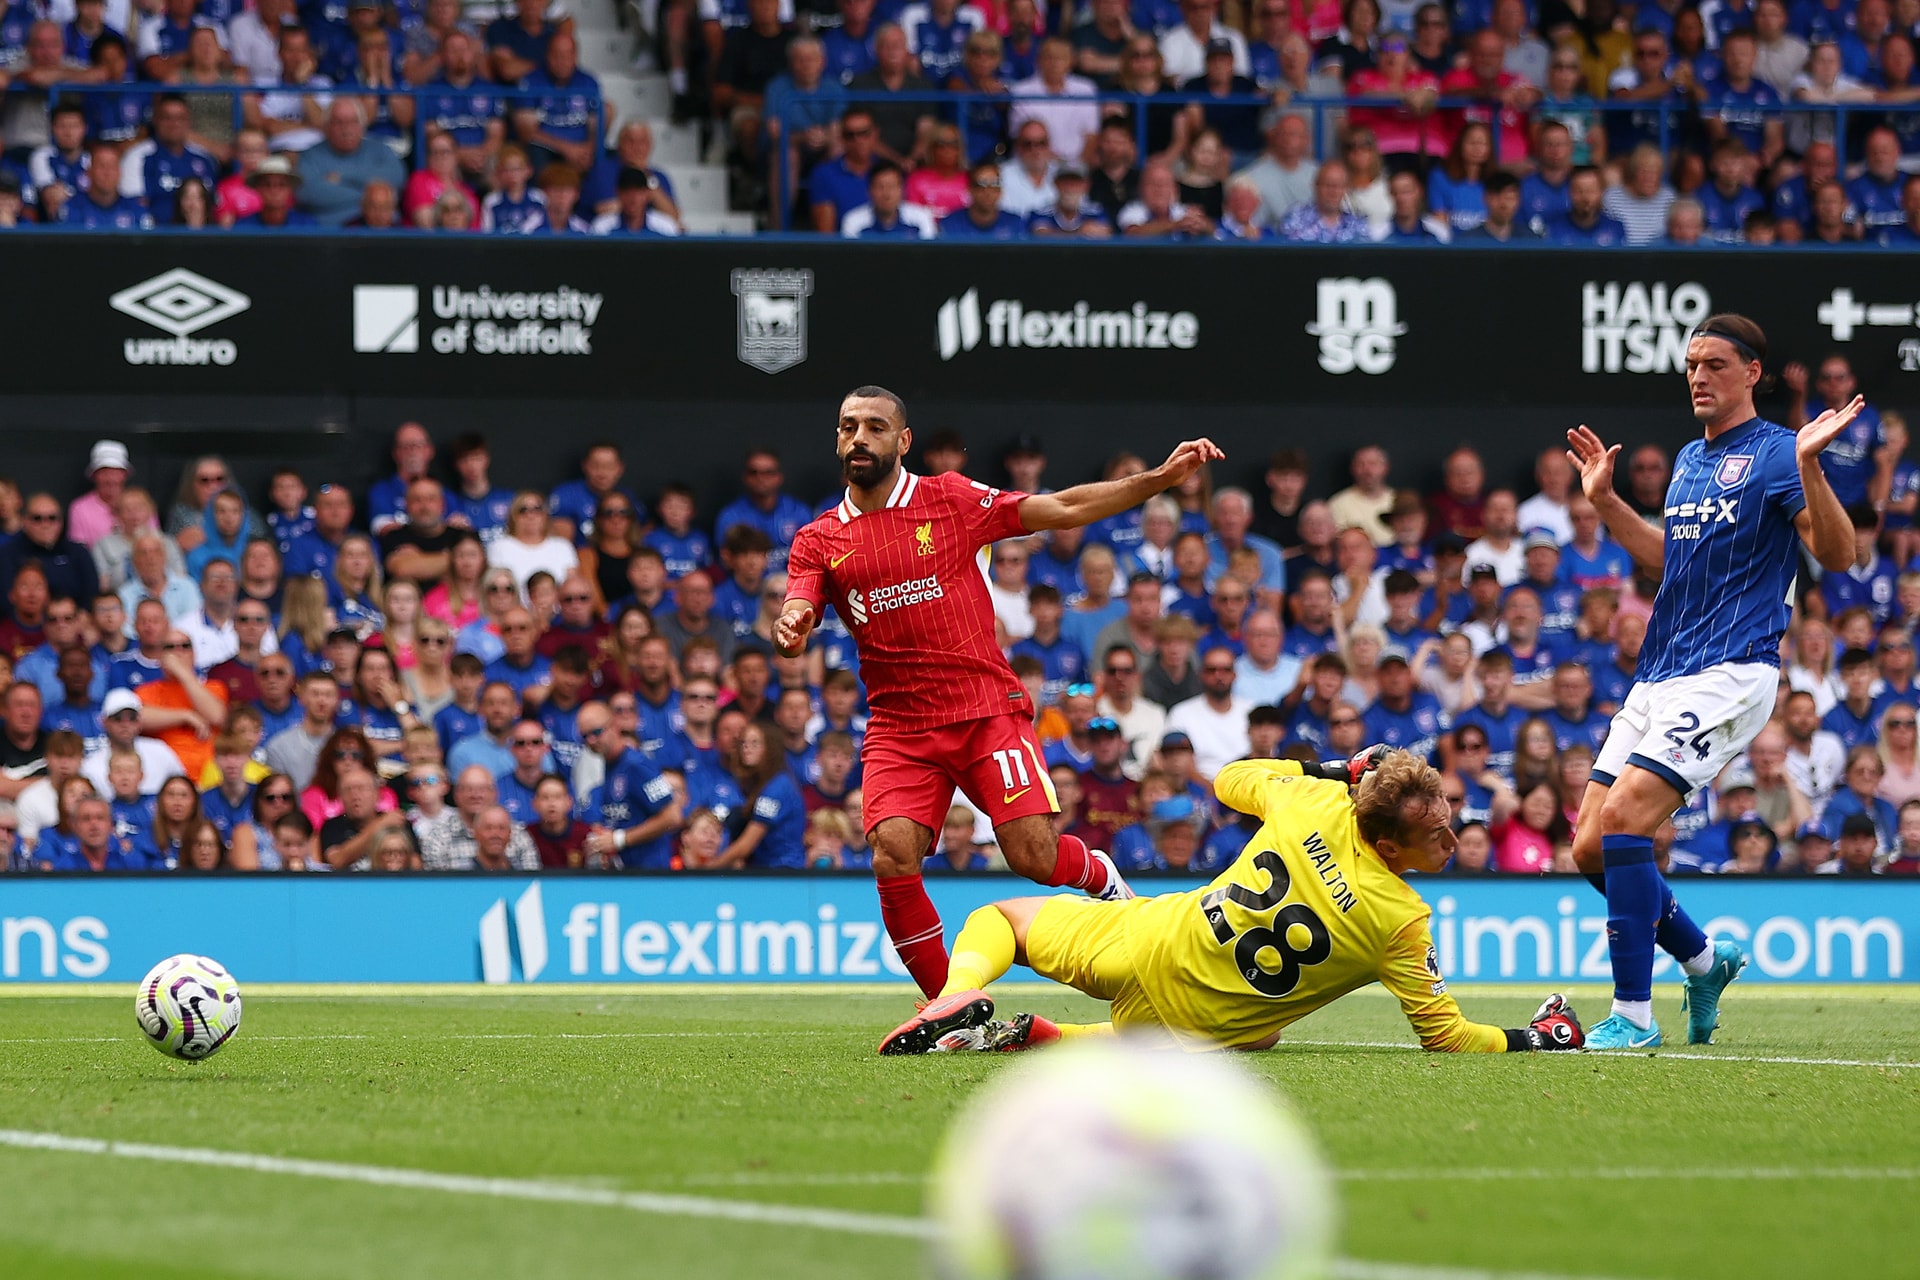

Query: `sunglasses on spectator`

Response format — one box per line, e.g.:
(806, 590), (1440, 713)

(1105, 663), (1136, 675)
(409, 774), (443, 787)
(197, 471), (228, 485)
(1203, 663), (1236, 674)
(237, 613), (270, 624)
(261, 789), (294, 802)
(260, 666), (293, 677)
(598, 506), (633, 519)
(843, 125), (874, 137)
(26, 512), (59, 523)
(1064, 682), (1096, 698)
(1460, 739), (1488, 750)
(513, 503), (543, 514)
(334, 747), (365, 759)
(107, 710), (140, 721)
(161, 641), (192, 651)
(418, 637), (449, 647)
(1892, 719), (1918, 730)
(487, 583), (518, 594)
(560, 592), (593, 603)
(511, 737), (546, 747)
(683, 692), (717, 701)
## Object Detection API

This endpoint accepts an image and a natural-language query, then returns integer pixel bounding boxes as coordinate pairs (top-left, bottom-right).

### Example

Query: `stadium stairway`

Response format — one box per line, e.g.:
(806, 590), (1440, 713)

(568, 0), (758, 234)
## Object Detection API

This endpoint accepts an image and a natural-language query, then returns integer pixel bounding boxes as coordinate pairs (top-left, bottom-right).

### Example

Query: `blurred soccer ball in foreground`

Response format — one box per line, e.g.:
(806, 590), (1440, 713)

(135, 954), (243, 1061)
(930, 1039), (1336, 1280)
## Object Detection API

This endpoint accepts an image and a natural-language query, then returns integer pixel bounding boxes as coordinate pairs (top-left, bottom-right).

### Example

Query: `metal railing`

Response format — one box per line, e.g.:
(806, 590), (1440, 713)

(774, 87), (1920, 232)
(17, 79), (604, 183)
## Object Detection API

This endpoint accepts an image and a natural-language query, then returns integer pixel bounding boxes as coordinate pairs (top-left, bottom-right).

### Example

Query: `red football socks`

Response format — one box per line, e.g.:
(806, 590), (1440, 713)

(877, 874), (948, 998)
(1043, 833), (1108, 895)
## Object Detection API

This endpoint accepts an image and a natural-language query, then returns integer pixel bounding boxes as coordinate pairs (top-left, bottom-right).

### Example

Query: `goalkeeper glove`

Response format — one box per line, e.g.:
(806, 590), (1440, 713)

(1300, 744), (1392, 786)
(1505, 993), (1584, 1052)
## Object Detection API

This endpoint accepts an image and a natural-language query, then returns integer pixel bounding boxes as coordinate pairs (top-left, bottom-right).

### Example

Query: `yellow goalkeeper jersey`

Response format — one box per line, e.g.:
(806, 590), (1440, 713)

(1120, 759), (1506, 1052)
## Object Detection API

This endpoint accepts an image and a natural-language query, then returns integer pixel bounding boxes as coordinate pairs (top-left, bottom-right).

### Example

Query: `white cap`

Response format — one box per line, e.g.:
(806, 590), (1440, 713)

(88, 440), (131, 475)
(102, 688), (143, 717)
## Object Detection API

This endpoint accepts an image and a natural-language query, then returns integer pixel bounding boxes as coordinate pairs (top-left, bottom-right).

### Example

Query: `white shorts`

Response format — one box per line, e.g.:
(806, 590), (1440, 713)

(1591, 663), (1780, 801)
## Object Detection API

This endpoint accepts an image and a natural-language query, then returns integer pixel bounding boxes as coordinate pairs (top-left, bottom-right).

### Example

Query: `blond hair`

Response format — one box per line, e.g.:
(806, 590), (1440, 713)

(1354, 750), (1445, 848)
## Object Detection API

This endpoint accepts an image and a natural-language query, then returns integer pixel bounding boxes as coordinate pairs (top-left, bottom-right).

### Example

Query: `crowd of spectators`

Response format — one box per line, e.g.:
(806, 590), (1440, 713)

(0, 0), (692, 232)
(8, 0), (1920, 236)
(723, 0), (1920, 237)
(2, 371), (1918, 876)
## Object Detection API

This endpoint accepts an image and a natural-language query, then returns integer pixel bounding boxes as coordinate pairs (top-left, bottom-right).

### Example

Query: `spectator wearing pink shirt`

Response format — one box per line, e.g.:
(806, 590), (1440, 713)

(905, 124), (971, 214)
(1346, 34), (1442, 169)
(1492, 782), (1567, 873)
(215, 128), (269, 225)
(67, 441), (130, 549)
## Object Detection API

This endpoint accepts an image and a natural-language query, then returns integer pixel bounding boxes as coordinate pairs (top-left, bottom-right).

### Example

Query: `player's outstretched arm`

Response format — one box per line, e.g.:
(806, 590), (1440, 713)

(1794, 395), (1866, 573)
(1019, 438), (1226, 531)
(1567, 425), (1664, 574)
(773, 601), (817, 659)
(1381, 923), (1584, 1052)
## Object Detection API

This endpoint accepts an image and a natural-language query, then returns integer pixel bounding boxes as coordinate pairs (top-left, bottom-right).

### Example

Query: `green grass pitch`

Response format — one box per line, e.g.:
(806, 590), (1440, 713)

(1, 983), (1915, 1280)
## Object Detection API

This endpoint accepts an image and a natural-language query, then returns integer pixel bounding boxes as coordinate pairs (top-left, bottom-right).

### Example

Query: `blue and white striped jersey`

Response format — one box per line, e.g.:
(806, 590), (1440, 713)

(1638, 417), (1805, 684)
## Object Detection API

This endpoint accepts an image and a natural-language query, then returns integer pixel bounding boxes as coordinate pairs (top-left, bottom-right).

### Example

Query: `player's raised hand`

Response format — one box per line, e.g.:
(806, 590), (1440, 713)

(1158, 438), (1226, 485)
(773, 602), (817, 658)
(1795, 395), (1866, 464)
(1565, 425), (1621, 505)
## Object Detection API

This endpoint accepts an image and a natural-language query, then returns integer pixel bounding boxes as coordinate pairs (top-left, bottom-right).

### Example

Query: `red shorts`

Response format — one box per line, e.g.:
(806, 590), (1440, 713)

(860, 714), (1060, 836)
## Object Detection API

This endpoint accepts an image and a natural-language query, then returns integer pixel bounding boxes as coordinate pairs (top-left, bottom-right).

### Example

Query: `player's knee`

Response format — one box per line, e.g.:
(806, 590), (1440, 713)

(1596, 786), (1655, 838)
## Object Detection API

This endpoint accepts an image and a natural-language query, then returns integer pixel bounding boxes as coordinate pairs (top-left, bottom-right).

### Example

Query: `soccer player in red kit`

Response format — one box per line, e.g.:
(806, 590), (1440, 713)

(776, 385), (1226, 997)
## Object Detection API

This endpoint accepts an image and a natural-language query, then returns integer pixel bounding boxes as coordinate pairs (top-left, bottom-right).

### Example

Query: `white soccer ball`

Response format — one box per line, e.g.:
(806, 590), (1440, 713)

(135, 954), (243, 1061)
(929, 1039), (1337, 1280)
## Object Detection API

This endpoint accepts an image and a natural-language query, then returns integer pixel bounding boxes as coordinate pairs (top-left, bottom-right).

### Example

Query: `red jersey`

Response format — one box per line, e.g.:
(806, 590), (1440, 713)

(787, 470), (1031, 735)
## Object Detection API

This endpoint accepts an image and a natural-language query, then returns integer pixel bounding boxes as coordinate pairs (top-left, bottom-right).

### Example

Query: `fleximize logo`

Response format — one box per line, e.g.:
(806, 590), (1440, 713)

(478, 883), (549, 983)
(935, 288), (1199, 361)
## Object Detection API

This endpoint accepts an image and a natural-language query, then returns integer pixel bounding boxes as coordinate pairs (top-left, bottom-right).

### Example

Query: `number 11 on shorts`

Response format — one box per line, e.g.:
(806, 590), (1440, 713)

(992, 749), (1032, 791)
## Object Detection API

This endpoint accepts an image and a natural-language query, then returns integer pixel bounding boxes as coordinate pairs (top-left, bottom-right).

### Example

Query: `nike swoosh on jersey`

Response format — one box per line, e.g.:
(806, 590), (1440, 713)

(1002, 788), (1031, 804)
(830, 551), (857, 569)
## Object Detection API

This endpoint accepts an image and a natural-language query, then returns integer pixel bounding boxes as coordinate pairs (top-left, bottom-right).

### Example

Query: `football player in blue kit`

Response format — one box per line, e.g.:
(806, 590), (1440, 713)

(1566, 314), (1859, 1051)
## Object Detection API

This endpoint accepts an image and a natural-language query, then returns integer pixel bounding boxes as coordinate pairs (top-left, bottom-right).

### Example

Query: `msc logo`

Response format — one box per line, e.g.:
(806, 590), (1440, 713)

(1306, 277), (1404, 375)
(914, 521), (934, 556)
(732, 267), (814, 374)
(478, 882), (548, 983)
(354, 284), (420, 353)
(111, 268), (252, 366)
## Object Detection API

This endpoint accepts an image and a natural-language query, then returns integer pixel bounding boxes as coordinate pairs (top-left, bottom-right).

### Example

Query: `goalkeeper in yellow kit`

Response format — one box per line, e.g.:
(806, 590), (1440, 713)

(879, 749), (1586, 1056)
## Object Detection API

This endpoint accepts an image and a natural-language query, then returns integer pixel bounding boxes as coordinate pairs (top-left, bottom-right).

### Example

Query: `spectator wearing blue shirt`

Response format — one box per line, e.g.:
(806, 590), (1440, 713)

(1009, 586), (1087, 705)
(1120, 159), (1218, 239)
(1453, 650), (1527, 779)
(582, 121), (678, 220)
(1787, 357), (1888, 508)
(1543, 166), (1628, 245)
(1820, 503), (1898, 624)
(1696, 137), (1766, 241)
(1280, 573), (1338, 663)
(808, 106), (880, 230)
(39, 645), (106, 755)
(424, 30), (506, 179)
(1382, 169), (1445, 242)
(479, 144), (550, 232)
(714, 449), (812, 573)
(442, 435), (514, 545)
(821, 0), (877, 81)
(1848, 126), (1907, 231)
(1826, 745), (1902, 850)
(549, 442), (641, 546)
(1361, 648), (1448, 762)
(1881, 174), (1920, 245)
(63, 143), (153, 231)
(117, 94), (218, 223)
(643, 484), (713, 581)
(709, 722), (807, 868)
(84, 34), (149, 146)
(1425, 123), (1491, 234)
(899, 0), (985, 83)
(486, 0), (559, 82)
(764, 35), (847, 198)
(483, 608), (554, 700)
(1702, 33), (1782, 159)
(1204, 488), (1286, 606)
(1493, 587), (1562, 693)
(839, 158), (938, 236)
(40, 795), (162, 871)
(1513, 532), (1580, 647)
(512, 31), (600, 176)
(232, 155), (320, 228)
(939, 161), (1030, 237)
(710, 524), (773, 641)
(582, 708), (681, 869)
(1519, 122), (1574, 226)
(1823, 649), (1883, 749)
(1542, 664), (1610, 754)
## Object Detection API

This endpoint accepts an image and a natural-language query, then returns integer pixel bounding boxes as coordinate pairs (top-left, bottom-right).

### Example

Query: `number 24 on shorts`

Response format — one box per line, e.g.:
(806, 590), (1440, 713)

(1199, 850), (1332, 998)
(1664, 711), (1714, 761)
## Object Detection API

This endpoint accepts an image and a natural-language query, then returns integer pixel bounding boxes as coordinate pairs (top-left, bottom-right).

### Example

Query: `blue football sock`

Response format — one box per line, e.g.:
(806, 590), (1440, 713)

(1656, 881), (1710, 964)
(1602, 834), (1660, 1005)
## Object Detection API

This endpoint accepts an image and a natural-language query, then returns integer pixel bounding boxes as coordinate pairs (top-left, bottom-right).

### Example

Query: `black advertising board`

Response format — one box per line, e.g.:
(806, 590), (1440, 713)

(30, 235), (1920, 405)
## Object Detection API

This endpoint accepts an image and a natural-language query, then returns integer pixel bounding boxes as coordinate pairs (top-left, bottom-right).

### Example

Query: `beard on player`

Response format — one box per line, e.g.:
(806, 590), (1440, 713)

(840, 439), (900, 492)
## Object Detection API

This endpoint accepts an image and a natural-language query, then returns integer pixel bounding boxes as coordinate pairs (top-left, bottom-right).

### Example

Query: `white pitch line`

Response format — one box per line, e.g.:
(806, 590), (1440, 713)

(0, 1030), (850, 1045)
(0, 1128), (1694, 1280)
(1279, 1038), (1920, 1069)
(673, 1166), (1920, 1188)
(0, 1129), (933, 1239)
